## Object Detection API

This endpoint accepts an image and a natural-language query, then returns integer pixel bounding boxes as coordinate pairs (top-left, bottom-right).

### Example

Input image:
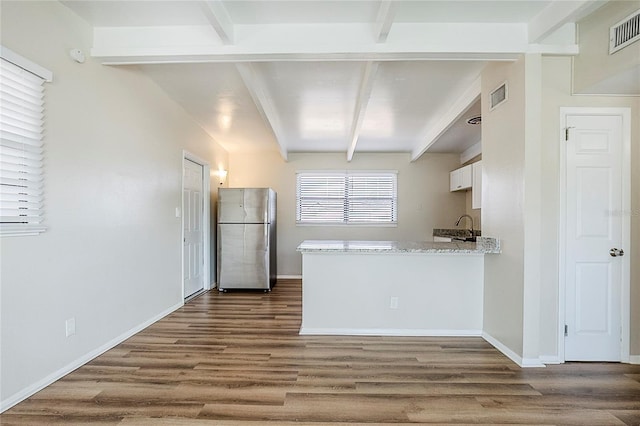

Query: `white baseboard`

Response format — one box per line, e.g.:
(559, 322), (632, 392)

(630, 355), (640, 365)
(300, 328), (482, 337)
(277, 274), (302, 279)
(539, 355), (562, 365)
(0, 301), (183, 413)
(481, 332), (545, 368)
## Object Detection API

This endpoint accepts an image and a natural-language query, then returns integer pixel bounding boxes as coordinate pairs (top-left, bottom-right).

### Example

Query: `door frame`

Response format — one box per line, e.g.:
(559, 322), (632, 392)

(182, 151), (212, 298)
(558, 107), (631, 363)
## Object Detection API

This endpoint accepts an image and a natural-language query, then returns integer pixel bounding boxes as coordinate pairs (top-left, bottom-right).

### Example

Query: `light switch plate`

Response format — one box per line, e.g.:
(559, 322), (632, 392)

(65, 317), (76, 337)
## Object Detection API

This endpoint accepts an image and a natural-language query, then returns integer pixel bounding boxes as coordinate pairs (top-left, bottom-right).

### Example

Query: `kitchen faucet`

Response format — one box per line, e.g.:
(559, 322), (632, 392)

(455, 214), (474, 237)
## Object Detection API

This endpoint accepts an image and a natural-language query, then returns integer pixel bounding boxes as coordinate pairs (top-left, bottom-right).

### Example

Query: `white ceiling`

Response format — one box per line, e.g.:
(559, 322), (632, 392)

(61, 0), (604, 161)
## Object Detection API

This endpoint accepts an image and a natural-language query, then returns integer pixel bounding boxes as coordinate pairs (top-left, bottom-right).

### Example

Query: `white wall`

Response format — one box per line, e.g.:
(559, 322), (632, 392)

(482, 51), (640, 364)
(539, 56), (640, 359)
(0, 1), (228, 410)
(480, 57), (528, 358)
(229, 151), (466, 275)
(573, 1), (640, 94)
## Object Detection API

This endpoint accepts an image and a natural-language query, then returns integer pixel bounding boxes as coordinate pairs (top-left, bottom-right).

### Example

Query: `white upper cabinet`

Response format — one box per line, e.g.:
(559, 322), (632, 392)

(450, 164), (472, 192)
(472, 161), (482, 209)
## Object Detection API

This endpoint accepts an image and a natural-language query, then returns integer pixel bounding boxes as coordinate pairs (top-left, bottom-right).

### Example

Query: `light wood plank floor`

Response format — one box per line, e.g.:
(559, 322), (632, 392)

(2, 279), (640, 425)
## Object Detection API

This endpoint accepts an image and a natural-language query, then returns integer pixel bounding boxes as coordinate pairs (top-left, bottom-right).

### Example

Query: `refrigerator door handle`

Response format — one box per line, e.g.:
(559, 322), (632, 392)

(264, 222), (268, 245)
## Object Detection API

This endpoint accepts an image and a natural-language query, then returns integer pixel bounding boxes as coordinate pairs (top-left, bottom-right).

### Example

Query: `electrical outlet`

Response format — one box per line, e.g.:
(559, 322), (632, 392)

(389, 297), (399, 309)
(65, 317), (76, 337)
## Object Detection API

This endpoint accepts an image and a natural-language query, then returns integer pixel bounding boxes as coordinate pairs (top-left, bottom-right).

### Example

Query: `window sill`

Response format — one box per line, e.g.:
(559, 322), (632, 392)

(0, 224), (47, 237)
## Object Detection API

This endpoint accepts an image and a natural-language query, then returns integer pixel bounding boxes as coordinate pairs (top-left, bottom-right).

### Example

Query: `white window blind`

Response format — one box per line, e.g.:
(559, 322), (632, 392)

(296, 171), (397, 225)
(0, 56), (47, 235)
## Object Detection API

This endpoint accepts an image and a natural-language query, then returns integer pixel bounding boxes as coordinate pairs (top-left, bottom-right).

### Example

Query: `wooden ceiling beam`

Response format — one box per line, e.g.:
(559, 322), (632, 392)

(528, 0), (603, 43)
(235, 63), (288, 161)
(347, 61), (379, 162)
(200, 0), (234, 44)
(411, 77), (481, 162)
(374, 1), (396, 43)
(90, 22), (579, 64)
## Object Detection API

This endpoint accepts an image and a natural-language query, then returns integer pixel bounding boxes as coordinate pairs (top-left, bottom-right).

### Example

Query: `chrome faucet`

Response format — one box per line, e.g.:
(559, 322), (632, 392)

(455, 214), (474, 237)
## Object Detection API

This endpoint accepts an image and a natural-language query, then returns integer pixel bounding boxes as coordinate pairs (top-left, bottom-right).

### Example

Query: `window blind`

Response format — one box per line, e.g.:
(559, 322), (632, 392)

(0, 58), (46, 230)
(296, 172), (397, 225)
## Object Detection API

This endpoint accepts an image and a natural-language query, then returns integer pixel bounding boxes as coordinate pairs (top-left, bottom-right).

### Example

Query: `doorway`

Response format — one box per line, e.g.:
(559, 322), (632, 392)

(182, 153), (211, 300)
(560, 108), (631, 362)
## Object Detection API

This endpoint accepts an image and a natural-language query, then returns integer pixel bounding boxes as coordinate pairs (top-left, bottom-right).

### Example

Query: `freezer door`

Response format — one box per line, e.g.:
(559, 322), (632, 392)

(218, 188), (270, 223)
(217, 223), (270, 290)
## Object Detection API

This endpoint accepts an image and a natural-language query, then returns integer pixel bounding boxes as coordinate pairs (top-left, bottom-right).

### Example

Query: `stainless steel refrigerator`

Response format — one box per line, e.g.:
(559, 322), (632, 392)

(217, 188), (277, 291)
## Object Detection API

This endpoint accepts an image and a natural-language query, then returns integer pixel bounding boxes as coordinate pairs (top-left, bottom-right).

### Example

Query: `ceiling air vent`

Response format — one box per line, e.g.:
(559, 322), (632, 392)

(490, 82), (507, 111)
(466, 115), (481, 125)
(609, 9), (640, 54)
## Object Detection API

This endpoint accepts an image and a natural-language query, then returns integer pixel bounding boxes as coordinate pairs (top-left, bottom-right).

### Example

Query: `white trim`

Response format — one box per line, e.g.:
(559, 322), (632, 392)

(482, 332), (545, 368)
(277, 274), (302, 279)
(0, 45), (52, 81)
(539, 355), (563, 365)
(0, 301), (183, 413)
(182, 151), (212, 298)
(558, 107), (631, 363)
(629, 355), (640, 365)
(300, 328), (482, 337)
(459, 141), (482, 164)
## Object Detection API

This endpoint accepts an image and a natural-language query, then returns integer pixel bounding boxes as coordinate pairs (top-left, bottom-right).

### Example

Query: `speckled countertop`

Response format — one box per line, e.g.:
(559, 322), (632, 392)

(297, 237), (500, 254)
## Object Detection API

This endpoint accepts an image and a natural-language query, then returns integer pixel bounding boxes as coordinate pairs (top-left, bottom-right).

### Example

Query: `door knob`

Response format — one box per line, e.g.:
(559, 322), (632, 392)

(609, 248), (624, 257)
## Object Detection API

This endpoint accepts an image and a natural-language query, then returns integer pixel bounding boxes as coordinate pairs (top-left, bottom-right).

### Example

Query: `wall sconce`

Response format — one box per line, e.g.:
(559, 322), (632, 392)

(215, 169), (228, 186)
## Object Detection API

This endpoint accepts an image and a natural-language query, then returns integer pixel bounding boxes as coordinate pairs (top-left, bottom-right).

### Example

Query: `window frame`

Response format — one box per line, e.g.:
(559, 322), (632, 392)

(0, 46), (52, 237)
(296, 170), (398, 227)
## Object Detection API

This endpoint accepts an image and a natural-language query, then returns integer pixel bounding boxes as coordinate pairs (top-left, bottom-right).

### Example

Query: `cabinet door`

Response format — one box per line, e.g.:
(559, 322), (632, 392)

(450, 169), (461, 191)
(472, 161), (482, 209)
(450, 165), (472, 192)
(460, 165), (472, 189)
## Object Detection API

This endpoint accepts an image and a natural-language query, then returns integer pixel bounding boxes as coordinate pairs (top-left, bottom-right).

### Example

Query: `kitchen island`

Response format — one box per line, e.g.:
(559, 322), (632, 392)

(297, 238), (500, 337)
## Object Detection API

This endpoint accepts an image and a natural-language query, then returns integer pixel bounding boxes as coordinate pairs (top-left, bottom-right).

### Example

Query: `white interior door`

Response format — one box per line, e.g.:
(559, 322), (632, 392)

(564, 113), (626, 361)
(183, 159), (204, 298)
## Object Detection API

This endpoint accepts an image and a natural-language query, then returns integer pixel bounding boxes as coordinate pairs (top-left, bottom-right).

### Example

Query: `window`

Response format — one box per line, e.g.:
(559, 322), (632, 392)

(0, 47), (52, 236)
(296, 171), (397, 225)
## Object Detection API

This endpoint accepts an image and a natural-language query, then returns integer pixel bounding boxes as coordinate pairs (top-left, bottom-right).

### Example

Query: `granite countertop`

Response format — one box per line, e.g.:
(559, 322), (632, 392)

(297, 237), (500, 254)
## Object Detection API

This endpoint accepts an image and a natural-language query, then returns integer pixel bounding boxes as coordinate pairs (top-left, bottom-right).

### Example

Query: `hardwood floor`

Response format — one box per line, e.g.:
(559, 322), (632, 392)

(2, 279), (640, 425)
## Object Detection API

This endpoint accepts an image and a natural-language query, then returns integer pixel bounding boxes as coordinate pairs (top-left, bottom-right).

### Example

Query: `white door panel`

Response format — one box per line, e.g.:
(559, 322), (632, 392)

(183, 159), (205, 298)
(564, 114), (623, 361)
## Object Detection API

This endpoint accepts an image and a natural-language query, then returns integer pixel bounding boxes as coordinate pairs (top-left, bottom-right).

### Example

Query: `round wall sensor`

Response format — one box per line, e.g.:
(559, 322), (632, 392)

(69, 49), (85, 64)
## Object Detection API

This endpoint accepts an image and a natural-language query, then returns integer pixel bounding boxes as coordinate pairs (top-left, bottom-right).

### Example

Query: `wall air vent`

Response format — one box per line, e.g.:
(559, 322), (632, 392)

(609, 9), (640, 54)
(489, 82), (507, 111)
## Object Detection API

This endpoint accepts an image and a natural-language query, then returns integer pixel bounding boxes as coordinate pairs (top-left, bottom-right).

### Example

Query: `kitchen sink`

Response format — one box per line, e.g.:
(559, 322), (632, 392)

(452, 236), (477, 242)
(433, 235), (477, 243)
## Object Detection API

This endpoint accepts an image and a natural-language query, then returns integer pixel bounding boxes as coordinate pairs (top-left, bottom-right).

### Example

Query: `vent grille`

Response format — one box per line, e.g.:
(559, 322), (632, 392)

(490, 82), (507, 111)
(466, 115), (481, 125)
(610, 9), (640, 54)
